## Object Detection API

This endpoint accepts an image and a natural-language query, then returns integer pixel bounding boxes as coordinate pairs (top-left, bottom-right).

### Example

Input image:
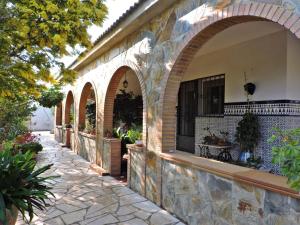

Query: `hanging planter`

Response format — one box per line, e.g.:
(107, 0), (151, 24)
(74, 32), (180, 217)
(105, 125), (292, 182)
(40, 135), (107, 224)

(244, 83), (256, 95)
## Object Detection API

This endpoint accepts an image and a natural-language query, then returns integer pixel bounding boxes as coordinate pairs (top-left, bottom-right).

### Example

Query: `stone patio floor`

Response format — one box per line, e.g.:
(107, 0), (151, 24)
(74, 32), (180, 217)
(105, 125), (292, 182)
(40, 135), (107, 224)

(16, 132), (184, 225)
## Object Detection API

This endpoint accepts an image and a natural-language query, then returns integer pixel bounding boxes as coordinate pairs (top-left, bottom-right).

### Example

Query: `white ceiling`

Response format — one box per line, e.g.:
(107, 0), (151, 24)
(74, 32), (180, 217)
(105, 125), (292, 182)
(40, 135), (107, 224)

(195, 21), (285, 57)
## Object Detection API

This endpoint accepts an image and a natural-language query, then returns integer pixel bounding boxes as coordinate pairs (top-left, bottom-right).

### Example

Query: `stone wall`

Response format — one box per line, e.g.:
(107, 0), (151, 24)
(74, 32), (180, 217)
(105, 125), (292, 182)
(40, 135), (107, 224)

(127, 145), (146, 196)
(161, 159), (300, 225)
(57, 0), (300, 218)
(77, 133), (96, 163)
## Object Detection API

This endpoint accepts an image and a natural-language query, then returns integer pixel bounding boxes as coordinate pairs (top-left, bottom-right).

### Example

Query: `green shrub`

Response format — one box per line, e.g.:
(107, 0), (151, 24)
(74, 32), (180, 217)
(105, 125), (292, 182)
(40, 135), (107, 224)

(269, 128), (300, 191)
(235, 112), (260, 152)
(0, 149), (56, 224)
(18, 142), (43, 154)
(38, 86), (64, 108)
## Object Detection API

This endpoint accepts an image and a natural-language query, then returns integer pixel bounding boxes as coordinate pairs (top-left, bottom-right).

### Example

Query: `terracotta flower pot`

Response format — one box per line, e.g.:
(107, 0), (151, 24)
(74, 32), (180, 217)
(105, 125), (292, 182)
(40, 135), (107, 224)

(5, 205), (18, 225)
(135, 140), (143, 147)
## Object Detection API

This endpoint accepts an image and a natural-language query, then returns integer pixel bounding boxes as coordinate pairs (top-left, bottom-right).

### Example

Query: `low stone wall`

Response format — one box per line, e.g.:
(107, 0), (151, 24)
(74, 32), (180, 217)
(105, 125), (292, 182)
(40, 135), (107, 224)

(127, 145), (146, 196)
(77, 132), (96, 163)
(55, 126), (63, 143)
(161, 158), (300, 225)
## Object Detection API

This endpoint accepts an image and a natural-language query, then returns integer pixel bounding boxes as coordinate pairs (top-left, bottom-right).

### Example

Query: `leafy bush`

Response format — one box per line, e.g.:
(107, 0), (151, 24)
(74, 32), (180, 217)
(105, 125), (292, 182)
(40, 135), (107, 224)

(86, 101), (96, 129)
(18, 142), (43, 154)
(0, 97), (36, 143)
(269, 128), (300, 191)
(235, 112), (260, 152)
(127, 129), (142, 143)
(0, 150), (56, 224)
(113, 89), (143, 128)
(38, 86), (64, 108)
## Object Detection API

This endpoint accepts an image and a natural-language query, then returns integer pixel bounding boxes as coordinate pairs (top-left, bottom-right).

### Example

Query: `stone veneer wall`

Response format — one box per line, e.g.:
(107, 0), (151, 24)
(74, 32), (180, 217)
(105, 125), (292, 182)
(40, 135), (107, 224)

(161, 159), (300, 225)
(77, 133), (96, 163)
(127, 146), (146, 196)
(58, 0), (300, 210)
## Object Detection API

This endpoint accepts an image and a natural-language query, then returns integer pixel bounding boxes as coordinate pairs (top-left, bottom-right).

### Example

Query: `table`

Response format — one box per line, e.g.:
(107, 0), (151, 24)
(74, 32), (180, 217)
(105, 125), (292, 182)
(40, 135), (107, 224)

(196, 143), (233, 162)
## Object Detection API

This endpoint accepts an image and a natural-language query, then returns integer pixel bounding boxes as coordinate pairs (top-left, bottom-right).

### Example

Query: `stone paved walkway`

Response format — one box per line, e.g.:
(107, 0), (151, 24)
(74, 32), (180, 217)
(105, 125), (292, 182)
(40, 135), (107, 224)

(16, 132), (184, 225)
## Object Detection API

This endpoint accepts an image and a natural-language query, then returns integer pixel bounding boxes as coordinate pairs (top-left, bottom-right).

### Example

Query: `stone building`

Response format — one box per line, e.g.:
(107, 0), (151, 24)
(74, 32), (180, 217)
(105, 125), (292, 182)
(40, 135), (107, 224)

(55, 1), (300, 224)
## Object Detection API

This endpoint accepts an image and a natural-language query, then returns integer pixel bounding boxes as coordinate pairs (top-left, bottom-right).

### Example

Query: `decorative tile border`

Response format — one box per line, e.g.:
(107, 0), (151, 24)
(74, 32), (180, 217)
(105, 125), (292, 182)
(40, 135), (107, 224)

(225, 100), (300, 116)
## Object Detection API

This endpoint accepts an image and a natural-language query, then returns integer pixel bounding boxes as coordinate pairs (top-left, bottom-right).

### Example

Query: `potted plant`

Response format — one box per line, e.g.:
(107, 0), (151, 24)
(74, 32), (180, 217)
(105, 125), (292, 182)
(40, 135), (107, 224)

(135, 132), (143, 147)
(235, 112), (260, 162)
(0, 149), (56, 225)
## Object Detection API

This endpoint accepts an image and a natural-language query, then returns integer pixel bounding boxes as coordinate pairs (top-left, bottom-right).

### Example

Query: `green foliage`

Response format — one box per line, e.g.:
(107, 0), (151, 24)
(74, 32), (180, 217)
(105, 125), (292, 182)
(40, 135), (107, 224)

(113, 90), (143, 128)
(86, 101), (96, 129)
(38, 86), (64, 108)
(18, 142), (43, 155)
(113, 126), (142, 156)
(0, 149), (56, 224)
(127, 129), (142, 143)
(0, 0), (107, 98)
(235, 112), (260, 152)
(269, 128), (300, 191)
(0, 96), (36, 143)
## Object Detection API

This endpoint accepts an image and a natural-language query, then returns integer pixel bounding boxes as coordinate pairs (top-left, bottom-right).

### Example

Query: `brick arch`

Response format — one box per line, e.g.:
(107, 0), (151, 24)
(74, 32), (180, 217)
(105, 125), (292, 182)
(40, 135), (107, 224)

(160, 2), (300, 153)
(64, 90), (75, 125)
(55, 103), (63, 126)
(102, 63), (147, 143)
(78, 81), (98, 129)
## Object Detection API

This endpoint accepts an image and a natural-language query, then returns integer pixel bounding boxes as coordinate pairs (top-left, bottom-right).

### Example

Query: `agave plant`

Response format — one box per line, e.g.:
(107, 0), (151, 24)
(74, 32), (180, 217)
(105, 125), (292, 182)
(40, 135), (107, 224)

(0, 149), (56, 224)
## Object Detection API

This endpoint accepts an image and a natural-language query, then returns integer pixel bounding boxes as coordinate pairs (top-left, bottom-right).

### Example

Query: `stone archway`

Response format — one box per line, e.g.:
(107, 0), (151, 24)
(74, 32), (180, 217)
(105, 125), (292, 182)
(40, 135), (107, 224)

(55, 103), (62, 126)
(64, 91), (75, 126)
(103, 65), (147, 144)
(101, 64), (147, 178)
(63, 91), (75, 148)
(160, 2), (300, 153)
(78, 82), (97, 131)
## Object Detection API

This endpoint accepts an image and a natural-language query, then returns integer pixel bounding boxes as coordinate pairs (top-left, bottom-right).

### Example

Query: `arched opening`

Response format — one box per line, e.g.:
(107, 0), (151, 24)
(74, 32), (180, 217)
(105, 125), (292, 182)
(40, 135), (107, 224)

(77, 82), (97, 163)
(103, 66), (145, 179)
(55, 102), (63, 143)
(55, 103), (62, 126)
(64, 91), (75, 127)
(64, 91), (75, 148)
(162, 14), (300, 172)
(78, 82), (96, 135)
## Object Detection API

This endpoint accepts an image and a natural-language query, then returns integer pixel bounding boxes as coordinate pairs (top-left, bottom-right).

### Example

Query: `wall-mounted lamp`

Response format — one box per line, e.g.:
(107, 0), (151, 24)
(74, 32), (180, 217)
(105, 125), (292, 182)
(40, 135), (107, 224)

(123, 71), (129, 89)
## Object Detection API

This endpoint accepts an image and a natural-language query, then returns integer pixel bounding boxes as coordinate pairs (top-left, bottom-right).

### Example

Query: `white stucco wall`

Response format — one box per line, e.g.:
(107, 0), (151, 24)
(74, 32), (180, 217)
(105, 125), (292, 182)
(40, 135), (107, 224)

(183, 22), (288, 103)
(287, 32), (300, 100)
(29, 106), (54, 131)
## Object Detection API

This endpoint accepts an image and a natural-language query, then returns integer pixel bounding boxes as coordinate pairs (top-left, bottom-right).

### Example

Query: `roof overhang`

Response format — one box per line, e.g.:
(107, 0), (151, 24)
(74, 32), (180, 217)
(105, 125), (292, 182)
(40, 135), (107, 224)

(71, 0), (177, 71)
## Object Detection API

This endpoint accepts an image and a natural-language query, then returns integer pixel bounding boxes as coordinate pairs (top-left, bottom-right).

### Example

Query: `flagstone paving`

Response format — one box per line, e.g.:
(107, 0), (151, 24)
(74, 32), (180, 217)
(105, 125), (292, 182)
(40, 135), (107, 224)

(16, 132), (184, 225)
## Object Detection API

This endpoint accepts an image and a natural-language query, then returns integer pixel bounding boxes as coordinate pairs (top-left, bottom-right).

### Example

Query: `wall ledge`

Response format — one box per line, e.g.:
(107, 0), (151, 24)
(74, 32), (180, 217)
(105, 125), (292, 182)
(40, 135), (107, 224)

(160, 151), (300, 199)
(78, 132), (96, 140)
(103, 137), (121, 143)
(127, 144), (145, 152)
